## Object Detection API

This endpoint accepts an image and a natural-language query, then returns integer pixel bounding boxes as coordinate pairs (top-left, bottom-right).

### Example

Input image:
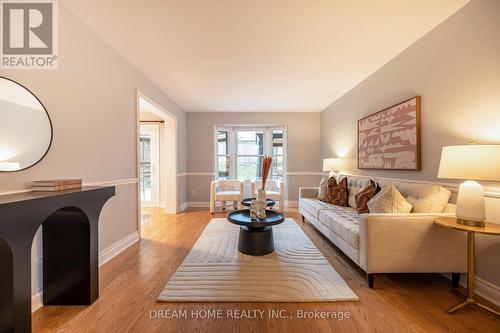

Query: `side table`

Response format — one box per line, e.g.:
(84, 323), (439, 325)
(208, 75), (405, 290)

(434, 217), (500, 316)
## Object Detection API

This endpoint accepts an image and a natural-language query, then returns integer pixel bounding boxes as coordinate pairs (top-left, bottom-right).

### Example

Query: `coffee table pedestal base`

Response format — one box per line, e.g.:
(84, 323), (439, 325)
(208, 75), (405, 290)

(238, 226), (274, 256)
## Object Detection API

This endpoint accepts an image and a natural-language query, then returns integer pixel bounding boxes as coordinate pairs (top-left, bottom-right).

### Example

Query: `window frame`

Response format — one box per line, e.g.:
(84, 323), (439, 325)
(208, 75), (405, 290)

(213, 125), (287, 182)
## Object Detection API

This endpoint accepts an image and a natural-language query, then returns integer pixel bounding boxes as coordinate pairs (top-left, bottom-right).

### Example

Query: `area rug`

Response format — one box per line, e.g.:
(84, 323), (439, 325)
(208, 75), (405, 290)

(158, 218), (358, 302)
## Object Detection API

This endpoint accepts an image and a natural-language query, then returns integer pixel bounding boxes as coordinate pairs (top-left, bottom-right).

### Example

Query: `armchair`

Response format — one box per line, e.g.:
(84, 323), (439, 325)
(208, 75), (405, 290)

(210, 179), (244, 213)
(250, 180), (285, 211)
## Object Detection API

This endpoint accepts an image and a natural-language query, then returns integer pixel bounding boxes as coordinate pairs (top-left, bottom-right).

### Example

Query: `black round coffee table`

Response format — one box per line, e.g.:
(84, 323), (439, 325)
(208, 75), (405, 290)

(240, 198), (275, 207)
(227, 209), (285, 256)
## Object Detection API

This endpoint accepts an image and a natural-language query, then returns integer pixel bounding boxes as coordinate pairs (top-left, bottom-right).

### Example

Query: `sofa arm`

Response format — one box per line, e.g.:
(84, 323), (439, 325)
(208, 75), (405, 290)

(299, 187), (319, 199)
(358, 213), (466, 273)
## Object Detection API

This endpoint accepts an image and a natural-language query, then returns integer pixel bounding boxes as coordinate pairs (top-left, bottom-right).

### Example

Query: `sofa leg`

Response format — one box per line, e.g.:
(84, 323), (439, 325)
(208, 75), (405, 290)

(451, 273), (460, 288)
(301, 215), (305, 223)
(367, 274), (375, 288)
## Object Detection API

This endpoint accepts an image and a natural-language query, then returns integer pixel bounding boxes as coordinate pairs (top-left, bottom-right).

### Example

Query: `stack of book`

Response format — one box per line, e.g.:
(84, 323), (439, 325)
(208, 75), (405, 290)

(32, 179), (83, 192)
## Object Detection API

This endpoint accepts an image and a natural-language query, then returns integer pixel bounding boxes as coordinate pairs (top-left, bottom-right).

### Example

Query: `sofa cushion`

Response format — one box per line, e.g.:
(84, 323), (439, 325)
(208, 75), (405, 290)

(318, 206), (360, 249)
(375, 180), (450, 213)
(355, 181), (378, 214)
(317, 177), (328, 201)
(367, 185), (413, 214)
(325, 177), (348, 206)
(346, 177), (371, 209)
(300, 198), (338, 219)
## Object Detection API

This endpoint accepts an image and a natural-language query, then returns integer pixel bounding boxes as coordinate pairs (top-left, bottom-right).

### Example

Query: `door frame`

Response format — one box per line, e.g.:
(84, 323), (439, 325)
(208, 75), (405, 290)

(136, 91), (178, 237)
(139, 124), (160, 208)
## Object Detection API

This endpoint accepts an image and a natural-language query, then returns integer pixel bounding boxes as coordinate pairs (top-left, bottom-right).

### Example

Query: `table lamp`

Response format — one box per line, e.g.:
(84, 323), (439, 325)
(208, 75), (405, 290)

(437, 144), (500, 227)
(323, 158), (342, 178)
(0, 161), (20, 171)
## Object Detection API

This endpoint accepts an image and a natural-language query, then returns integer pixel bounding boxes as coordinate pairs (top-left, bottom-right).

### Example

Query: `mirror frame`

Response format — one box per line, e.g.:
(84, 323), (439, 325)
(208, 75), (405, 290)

(0, 76), (54, 172)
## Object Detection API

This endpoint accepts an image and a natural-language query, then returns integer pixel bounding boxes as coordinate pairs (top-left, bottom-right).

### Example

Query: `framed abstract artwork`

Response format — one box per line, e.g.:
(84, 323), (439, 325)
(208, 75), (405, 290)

(358, 96), (421, 170)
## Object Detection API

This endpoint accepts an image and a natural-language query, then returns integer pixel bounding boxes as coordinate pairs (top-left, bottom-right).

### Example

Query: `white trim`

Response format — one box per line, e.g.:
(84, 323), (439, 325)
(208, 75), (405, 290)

(180, 171), (326, 177)
(474, 276), (500, 306)
(159, 201), (166, 208)
(339, 172), (500, 199)
(32, 231), (140, 313)
(0, 188), (32, 196)
(32, 291), (43, 313)
(84, 178), (138, 187)
(186, 201), (298, 209)
(443, 274), (500, 307)
(180, 172), (215, 176)
(177, 202), (188, 212)
(98, 231), (140, 266)
(187, 201), (210, 208)
(0, 179), (138, 197)
(287, 172), (326, 176)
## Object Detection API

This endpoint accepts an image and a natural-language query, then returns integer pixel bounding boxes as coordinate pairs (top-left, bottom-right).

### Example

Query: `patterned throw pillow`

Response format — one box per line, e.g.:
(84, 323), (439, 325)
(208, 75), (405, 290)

(367, 185), (413, 213)
(355, 181), (378, 214)
(317, 177), (328, 201)
(325, 177), (348, 206)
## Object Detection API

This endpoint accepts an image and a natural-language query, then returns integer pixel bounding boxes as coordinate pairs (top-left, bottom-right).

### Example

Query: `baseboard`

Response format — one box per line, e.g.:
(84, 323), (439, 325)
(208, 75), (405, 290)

(443, 273), (500, 307)
(32, 291), (43, 313)
(159, 201), (166, 208)
(187, 201), (298, 208)
(99, 232), (140, 267)
(31, 231), (140, 313)
(474, 276), (500, 306)
(187, 201), (210, 208)
(177, 202), (188, 212)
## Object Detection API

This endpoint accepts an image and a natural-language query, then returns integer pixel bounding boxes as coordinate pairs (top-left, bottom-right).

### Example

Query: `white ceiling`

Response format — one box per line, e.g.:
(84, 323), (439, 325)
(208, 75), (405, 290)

(62, 0), (469, 112)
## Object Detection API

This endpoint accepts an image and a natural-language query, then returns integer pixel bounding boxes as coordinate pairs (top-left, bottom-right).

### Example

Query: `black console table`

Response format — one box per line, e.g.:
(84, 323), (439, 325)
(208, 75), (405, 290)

(0, 186), (115, 333)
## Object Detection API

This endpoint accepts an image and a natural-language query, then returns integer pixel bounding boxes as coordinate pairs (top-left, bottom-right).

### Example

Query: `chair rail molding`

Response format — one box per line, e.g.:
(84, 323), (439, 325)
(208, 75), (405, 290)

(0, 178), (138, 197)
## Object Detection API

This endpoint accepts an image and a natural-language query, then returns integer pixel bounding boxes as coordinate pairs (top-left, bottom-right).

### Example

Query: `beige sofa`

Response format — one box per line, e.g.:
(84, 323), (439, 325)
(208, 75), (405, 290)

(299, 174), (467, 288)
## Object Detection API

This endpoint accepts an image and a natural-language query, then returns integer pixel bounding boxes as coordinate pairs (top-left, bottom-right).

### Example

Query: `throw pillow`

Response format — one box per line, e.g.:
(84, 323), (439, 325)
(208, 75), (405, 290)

(367, 185), (413, 213)
(355, 181), (378, 214)
(325, 177), (348, 206)
(317, 177), (328, 201)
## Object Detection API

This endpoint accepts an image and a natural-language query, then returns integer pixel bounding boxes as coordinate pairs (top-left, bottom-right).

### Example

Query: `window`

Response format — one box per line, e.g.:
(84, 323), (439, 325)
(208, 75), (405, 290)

(217, 130), (230, 178)
(215, 126), (286, 181)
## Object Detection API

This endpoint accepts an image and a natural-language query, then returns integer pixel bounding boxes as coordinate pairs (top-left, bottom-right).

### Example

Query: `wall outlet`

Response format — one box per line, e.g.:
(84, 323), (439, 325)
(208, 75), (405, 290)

(191, 190), (196, 196)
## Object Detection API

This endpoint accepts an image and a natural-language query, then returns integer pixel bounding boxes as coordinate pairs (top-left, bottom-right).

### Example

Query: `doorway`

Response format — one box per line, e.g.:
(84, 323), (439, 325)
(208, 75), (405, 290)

(136, 91), (178, 235)
(139, 124), (160, 208)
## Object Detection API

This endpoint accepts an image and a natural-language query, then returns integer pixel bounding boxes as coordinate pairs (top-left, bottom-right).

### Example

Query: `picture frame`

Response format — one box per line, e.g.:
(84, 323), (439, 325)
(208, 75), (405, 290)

(357, 96), (421, 170)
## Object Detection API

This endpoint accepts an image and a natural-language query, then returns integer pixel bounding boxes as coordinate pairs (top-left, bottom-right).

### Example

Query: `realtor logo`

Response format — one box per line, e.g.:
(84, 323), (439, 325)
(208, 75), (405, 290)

(1, 0), (58, 69)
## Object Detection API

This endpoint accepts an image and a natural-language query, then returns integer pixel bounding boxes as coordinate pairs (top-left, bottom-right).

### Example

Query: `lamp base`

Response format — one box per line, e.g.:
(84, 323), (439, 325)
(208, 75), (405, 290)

(457, 219), (485, 228)
(455, 180), (486, 226)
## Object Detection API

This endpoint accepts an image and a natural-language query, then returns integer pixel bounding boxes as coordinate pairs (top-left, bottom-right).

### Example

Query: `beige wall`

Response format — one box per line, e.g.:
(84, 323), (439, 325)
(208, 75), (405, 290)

(320, 0), (500, 293)
(0, 6), (187, 298)
(186, 112), (322, 203)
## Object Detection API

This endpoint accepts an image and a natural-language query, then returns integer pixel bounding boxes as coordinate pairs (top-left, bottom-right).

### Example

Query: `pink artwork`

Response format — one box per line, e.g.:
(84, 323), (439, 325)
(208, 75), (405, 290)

(358, 96), (421, 170)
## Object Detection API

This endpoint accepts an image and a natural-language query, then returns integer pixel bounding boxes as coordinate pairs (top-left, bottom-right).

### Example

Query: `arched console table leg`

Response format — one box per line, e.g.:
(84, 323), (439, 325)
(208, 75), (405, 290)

(42, 207), (92, 305)
(0, 238), (14, 333)
(1, 242), (33, 333)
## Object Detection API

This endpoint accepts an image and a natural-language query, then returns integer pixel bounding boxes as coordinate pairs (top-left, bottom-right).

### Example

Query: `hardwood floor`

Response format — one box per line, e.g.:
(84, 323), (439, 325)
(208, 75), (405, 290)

(33, 208), (500, 332)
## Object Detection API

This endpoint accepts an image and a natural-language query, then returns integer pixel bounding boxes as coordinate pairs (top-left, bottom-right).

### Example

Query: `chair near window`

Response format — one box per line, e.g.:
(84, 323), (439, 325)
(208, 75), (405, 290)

(210, 179), (244, 213)
(250, 180), (285, 211)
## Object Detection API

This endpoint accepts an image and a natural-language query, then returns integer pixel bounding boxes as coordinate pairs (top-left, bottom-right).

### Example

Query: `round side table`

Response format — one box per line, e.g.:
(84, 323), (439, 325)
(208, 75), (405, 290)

(227, 209), (285, 256)
(434, 217), (500, 316)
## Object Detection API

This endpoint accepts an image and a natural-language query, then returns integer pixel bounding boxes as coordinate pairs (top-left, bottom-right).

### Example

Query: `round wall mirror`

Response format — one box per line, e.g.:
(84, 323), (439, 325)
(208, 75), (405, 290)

(0, 77), (53, 172)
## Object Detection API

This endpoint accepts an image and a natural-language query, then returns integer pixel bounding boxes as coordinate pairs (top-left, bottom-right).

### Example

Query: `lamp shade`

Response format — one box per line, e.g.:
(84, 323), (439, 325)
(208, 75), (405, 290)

(323, 158), (342, 172)
(437, 145), (500, 181)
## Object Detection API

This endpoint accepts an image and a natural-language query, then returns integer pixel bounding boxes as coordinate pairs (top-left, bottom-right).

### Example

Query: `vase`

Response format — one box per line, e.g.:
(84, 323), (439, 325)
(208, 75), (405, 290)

(249, 199), (257, 219)
(257, 189), (267, 218)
